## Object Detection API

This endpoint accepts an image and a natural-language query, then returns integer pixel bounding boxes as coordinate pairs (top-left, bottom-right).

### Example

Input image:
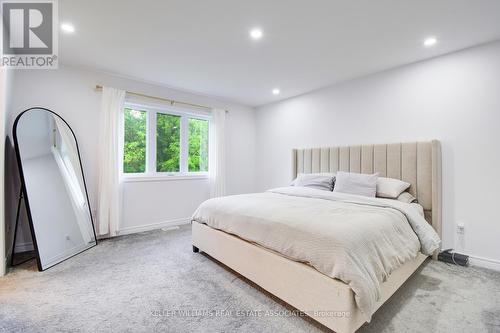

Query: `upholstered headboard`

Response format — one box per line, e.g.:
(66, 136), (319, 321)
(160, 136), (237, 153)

(292, 140), (442, 238)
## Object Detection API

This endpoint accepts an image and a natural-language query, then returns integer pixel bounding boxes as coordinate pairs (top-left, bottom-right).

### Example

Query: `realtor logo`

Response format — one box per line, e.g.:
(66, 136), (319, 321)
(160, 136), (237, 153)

(1, 0), (58, 68)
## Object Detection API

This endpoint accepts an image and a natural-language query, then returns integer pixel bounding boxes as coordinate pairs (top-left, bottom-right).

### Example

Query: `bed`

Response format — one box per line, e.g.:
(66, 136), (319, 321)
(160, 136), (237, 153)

(192, 141), (442, 333)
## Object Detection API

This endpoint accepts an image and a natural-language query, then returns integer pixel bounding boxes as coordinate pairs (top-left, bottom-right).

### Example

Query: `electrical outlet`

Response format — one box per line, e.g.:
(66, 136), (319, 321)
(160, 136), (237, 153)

(455, 222), (466, 252)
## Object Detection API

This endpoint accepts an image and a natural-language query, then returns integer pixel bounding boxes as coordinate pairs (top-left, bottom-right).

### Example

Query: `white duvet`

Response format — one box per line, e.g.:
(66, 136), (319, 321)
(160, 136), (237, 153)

(191, 187), (440, 320)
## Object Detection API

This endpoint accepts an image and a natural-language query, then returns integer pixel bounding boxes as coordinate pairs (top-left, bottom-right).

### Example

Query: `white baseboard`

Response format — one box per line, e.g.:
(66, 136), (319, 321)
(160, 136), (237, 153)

(117, 217), (190, 236)
(468, 255), (500, 272)
(1, 257), (6, 276)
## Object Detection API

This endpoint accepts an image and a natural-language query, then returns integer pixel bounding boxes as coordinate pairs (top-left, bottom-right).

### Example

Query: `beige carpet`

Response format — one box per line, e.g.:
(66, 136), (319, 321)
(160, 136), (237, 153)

(1, 224), (499, 333)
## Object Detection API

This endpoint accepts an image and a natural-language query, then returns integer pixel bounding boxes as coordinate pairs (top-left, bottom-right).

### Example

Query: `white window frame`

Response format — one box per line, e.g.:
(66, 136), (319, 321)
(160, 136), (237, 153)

(122, 102), (210, 182)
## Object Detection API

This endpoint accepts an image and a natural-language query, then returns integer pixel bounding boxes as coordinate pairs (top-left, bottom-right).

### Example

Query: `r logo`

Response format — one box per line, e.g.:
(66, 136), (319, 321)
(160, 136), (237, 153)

(2, 1), (53, 54)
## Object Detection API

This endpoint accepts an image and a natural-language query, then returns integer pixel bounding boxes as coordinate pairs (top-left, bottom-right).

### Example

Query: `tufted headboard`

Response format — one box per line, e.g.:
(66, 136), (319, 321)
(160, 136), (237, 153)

(292, 140), (442, 238)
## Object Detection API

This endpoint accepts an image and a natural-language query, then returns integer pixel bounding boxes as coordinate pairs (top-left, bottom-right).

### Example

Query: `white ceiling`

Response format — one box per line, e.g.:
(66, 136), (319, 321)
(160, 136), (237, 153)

(59, 0), (500, 106)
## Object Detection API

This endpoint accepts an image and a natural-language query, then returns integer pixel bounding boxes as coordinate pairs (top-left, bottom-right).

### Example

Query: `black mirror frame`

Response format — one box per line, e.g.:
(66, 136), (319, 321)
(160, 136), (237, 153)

(12, 107), (98, 271)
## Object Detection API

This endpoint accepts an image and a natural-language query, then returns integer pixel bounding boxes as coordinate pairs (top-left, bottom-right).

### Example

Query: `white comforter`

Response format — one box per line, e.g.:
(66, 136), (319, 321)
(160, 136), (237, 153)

(191, 187), (440, 320)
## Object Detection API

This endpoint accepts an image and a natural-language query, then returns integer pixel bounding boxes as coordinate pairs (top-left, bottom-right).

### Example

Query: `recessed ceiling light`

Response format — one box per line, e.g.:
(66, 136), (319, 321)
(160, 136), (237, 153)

(250, 28), (263, 40)
(61, 23), (75, 33)
(272, 88), (280, 95)
(423, 37), (437, 47)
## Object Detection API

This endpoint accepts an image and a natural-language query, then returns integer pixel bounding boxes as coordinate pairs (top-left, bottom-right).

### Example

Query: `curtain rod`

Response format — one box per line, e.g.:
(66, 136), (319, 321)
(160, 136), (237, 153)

(94, 85), (228, 113)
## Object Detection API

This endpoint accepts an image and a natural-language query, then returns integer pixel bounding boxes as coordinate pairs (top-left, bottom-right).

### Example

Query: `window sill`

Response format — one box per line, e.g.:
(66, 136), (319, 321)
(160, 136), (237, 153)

(122, 173), (209, 183)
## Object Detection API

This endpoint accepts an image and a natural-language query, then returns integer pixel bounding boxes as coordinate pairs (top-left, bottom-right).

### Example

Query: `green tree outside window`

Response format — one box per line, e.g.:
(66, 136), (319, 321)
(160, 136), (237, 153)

(123, 108), (146, 173)
(157, 113), (181, 172)
(123, 108), (209, 174)
(188, 118), (209, 172)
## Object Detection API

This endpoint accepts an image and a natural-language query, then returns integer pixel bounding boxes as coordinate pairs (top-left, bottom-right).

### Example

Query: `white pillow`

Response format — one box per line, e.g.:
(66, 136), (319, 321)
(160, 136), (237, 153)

(292, 173), (335, 191)
(396, 191), (417, 203)
(333, 172), (378, 197)
(376, 177), (411, 199)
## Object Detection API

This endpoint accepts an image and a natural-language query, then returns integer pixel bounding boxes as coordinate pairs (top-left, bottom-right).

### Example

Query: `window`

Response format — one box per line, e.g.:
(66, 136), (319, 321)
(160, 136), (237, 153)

(123, 104), (209, 178)
(156, 113), (180, 172)
(188, 118), (209, 172)
(123, 108), (147, 173)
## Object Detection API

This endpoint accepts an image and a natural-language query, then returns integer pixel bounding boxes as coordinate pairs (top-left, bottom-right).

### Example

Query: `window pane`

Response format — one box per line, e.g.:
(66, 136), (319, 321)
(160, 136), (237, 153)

(188, 118), (209, 172)
(123, 108), (147, 173)
(157, 113), (181, 172)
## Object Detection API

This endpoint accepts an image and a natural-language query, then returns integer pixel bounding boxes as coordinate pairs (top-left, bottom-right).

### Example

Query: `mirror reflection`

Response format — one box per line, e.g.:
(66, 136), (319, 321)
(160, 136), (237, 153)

(14, 108), (96, 270)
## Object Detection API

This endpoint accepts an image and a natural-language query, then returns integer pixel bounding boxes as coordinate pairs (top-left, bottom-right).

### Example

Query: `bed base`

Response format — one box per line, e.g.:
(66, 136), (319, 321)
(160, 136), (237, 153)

(192, 222), (428, 333)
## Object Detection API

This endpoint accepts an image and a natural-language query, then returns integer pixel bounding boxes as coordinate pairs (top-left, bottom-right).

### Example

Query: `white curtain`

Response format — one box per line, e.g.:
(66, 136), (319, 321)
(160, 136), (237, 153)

(97, 87), (125, 236)
(209, 109), (226, 198)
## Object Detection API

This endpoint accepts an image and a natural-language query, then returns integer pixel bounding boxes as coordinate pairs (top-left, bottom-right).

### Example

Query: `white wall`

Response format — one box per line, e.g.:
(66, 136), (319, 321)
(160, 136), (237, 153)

(6, 65), (256, 240)
(256, 41), (500, 269)
(0, 67), (8, 276)
(1, 63), (16, 276)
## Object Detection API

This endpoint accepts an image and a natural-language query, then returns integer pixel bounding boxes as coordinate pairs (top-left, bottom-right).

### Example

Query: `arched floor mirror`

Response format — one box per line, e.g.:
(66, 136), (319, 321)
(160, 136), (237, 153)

(12, 107), (97, 271)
